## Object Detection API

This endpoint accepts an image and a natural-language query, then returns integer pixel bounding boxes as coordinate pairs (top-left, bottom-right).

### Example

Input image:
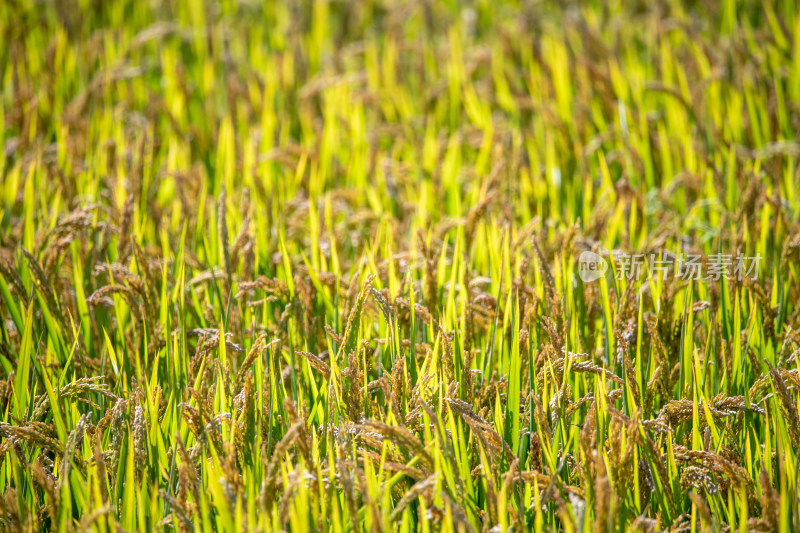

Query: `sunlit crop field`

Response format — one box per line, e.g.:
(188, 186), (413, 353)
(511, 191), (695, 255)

(2, 0), (800, 531)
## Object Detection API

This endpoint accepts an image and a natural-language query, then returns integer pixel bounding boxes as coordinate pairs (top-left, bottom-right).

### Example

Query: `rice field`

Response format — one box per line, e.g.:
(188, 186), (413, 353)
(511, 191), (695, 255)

(2, 0), (800, 531)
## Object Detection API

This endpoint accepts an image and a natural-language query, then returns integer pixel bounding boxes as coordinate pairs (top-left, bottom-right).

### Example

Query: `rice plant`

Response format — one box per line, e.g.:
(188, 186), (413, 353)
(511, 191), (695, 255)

(1, 0), (800, 531)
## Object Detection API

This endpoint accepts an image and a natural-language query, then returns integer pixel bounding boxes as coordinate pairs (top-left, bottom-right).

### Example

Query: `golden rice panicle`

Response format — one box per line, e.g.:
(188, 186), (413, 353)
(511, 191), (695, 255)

(118, 193), (135, 264)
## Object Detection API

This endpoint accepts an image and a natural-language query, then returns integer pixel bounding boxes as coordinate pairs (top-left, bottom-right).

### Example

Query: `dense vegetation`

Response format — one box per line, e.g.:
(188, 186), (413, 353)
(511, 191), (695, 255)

(2, 0), (800, 531)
